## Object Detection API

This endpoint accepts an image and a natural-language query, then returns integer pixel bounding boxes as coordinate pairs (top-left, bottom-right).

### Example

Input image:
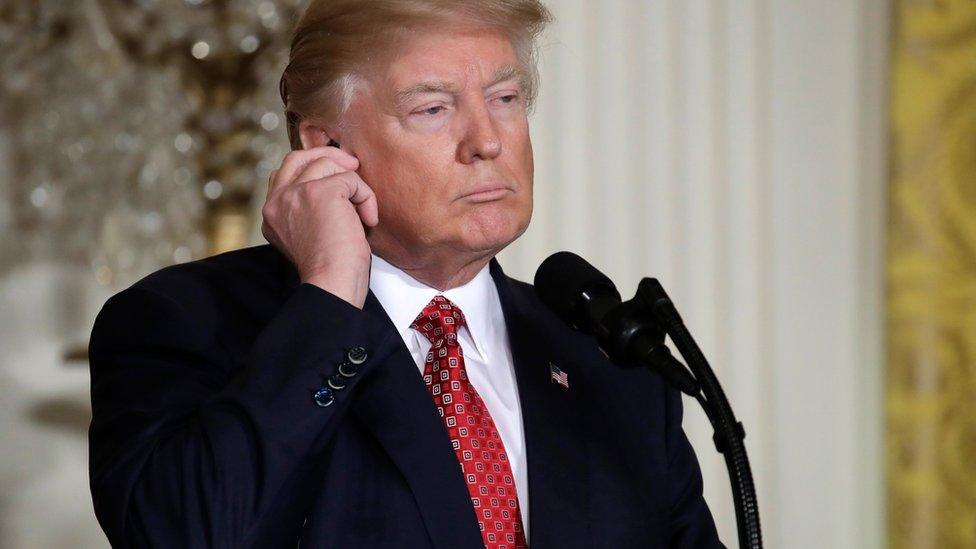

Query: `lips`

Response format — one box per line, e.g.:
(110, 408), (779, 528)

(457, 182), (514, 202)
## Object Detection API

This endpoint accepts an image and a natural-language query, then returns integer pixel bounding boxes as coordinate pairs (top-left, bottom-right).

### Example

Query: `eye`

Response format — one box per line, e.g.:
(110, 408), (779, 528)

(415, 105), (446, 116)
(491, 92), (521, 106)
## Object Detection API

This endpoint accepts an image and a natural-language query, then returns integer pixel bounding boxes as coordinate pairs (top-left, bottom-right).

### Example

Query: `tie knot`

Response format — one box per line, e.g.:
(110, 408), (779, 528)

(410, 295), (466, 344)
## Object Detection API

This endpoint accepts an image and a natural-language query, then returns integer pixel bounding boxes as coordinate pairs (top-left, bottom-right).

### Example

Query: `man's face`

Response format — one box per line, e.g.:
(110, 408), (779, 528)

(342, 26), (534, 269)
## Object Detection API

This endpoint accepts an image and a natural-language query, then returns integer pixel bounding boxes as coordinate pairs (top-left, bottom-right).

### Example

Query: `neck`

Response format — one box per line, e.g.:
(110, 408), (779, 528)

(372, 249), (493, 291)
(418, 260), (491, 291)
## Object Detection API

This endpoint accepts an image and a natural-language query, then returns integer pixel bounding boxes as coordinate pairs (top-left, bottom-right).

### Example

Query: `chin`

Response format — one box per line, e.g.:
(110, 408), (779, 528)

(459, 205), (531, 254)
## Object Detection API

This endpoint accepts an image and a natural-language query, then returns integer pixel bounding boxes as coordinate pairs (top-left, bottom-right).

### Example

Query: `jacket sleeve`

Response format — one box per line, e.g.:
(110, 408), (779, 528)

(664, 386), (726, 548)
(88, 282), (397, 548)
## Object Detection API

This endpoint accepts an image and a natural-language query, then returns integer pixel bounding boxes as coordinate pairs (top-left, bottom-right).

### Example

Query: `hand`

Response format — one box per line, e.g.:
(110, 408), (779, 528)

(261, 146), (379, 308)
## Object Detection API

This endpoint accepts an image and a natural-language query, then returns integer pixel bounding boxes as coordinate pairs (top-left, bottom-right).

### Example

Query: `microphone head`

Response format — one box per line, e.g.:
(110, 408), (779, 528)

(534, 251), (621, 329)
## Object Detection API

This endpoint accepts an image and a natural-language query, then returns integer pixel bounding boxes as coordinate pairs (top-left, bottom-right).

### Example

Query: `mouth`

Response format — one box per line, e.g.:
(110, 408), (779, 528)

(457, 183), (515, 203)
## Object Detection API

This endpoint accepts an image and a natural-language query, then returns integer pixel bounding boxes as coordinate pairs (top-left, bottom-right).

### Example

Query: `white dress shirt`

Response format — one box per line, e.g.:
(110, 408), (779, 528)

(368, 253), (530, 537)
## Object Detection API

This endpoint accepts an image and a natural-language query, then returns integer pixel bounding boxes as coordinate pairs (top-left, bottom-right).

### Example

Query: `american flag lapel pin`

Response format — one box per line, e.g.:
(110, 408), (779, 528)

(549, 362), (569, 390)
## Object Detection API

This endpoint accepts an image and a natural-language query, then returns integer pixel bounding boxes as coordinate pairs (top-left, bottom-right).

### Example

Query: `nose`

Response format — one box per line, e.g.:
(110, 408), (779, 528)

(456, 102), (502, 164)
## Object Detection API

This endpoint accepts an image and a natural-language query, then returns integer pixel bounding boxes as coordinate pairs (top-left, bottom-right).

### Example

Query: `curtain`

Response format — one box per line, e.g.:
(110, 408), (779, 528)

(887, 1), (976, 547)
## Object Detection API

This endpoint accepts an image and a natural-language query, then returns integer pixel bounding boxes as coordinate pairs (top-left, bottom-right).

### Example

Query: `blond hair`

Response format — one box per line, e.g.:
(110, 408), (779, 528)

(279, 0), (552, 150)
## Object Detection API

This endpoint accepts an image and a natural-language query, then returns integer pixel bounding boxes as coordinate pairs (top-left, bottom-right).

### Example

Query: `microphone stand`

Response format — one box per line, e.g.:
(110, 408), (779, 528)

(637, 278), (762, 549)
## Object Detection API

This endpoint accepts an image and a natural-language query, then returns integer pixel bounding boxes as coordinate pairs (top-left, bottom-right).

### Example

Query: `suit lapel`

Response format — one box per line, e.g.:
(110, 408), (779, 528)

(351, 291), (484, 549)
(490, 260), (592, 547)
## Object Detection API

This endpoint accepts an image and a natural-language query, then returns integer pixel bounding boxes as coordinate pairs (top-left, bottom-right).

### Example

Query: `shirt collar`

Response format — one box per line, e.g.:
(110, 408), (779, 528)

(368, 253), (497, 360)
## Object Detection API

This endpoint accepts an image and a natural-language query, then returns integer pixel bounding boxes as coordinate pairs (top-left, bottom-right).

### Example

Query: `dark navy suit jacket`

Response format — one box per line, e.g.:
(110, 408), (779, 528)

(88, 244), (722, 548)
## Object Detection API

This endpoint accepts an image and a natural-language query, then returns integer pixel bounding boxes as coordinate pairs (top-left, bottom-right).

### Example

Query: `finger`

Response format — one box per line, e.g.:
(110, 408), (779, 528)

(276, 146), (358, 188)
(265, 168), (279, 199)
(356, 194), (380, 227)
(332, 172), (379, 226)
(293, 155), (356, 186)
(336, 172), (376, 206)
(349, 181), (379, 228)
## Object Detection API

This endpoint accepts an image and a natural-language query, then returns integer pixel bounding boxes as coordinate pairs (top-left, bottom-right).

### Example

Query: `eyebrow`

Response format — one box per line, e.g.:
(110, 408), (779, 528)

(393, 64), (528, 110)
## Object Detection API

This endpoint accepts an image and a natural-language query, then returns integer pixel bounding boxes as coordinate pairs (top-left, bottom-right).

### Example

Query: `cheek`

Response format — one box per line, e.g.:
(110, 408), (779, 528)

(368, 161), (448, 234)
(500, 123), (534, 182)
(386, 143), (457, 199)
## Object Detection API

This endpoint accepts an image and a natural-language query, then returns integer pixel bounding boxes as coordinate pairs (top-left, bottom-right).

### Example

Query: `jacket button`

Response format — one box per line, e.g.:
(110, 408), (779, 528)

(338, 362), (358, 378)
(347, 347), (368, 365)
(327, 374), (347, 390)
(313, 387), (335, 407)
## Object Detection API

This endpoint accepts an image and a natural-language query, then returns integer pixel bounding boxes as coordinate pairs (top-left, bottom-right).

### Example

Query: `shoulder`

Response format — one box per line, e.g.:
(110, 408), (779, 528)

(96, 244), (296, 335)
(130, 244), (292, 300)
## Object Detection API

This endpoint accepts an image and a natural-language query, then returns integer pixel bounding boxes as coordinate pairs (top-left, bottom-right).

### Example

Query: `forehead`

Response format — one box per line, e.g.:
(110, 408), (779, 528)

(378, 27), (520, 89)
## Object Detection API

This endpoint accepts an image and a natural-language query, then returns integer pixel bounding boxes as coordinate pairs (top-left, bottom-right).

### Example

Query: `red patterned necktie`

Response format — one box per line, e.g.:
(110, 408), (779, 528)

(411, 295), (528, 549)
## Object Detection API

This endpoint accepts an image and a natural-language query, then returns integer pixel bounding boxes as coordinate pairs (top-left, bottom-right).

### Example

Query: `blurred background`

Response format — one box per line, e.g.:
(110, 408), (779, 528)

(0, 0), (973, 547)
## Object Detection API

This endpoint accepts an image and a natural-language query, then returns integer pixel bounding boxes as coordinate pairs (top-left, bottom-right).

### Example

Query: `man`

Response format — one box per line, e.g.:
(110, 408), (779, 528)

(88, 1), (723, 547)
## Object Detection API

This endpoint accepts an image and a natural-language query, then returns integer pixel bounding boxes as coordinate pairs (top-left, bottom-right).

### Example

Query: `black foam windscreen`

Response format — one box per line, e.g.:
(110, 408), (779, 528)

(534, 251), (620, 325)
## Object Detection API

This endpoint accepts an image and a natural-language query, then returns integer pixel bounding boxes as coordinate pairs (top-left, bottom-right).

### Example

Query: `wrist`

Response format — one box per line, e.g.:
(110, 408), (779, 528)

(302, 263), (371, 309)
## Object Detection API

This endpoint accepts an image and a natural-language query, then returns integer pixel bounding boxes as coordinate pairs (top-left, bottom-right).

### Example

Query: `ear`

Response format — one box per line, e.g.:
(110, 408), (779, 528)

(298, 119), (340, 150)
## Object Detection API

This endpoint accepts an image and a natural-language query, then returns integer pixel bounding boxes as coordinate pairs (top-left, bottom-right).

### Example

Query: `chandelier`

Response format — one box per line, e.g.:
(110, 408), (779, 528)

(0, 0), (306, 289)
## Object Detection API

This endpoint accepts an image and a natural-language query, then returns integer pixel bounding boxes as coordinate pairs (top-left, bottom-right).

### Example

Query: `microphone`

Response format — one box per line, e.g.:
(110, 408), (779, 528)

(534, 251), (699, 396)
